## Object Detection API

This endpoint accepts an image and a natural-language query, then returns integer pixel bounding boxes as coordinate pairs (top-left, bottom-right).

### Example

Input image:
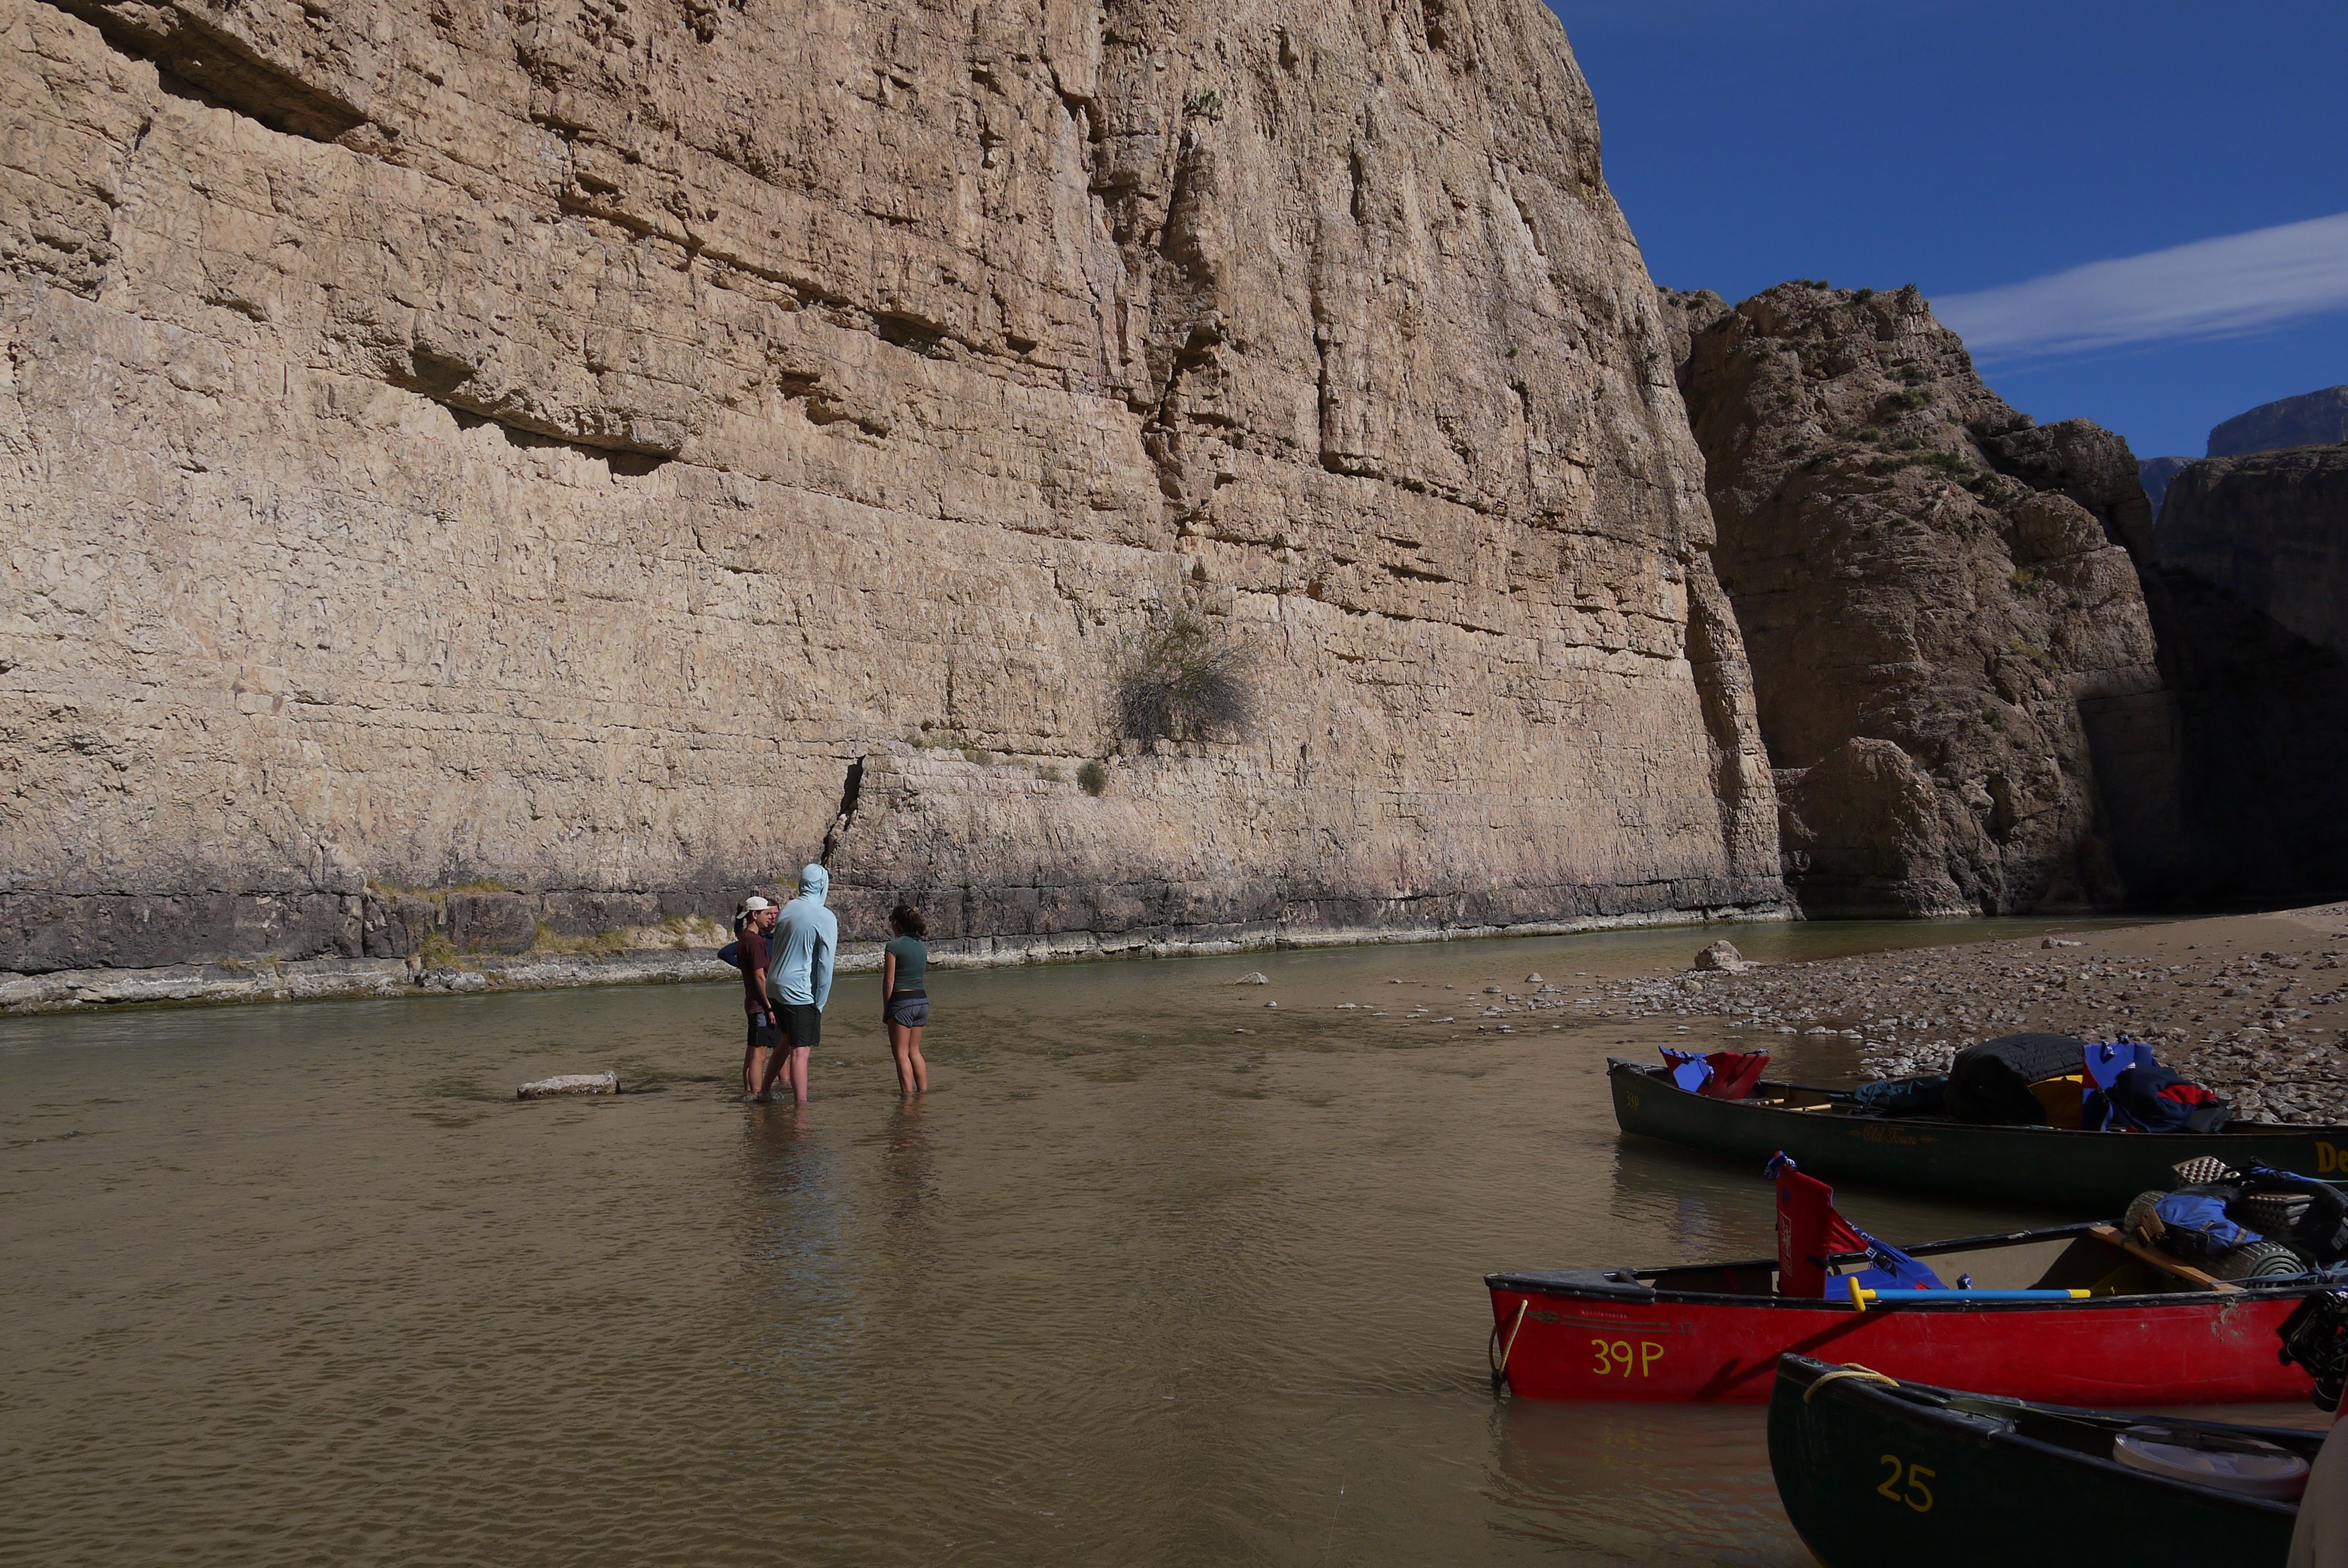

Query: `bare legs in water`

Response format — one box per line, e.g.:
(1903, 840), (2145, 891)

(887, 1018), (928, 1096)
(758, 1043), (812, 1105)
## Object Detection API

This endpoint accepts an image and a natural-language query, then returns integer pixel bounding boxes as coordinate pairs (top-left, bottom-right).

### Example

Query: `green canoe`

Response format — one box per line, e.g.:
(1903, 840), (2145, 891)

(1610, 1059), (2348, 1212)
(1770, 1354), (2316, 1568)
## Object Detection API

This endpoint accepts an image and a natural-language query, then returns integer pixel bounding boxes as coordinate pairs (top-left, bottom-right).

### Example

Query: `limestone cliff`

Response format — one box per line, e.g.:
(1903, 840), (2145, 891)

(0, 0), (1783, 975)
(2208, 386), (2348, 458)
(2141, 442), (2348, 897)
(2138, 455), (2190, 513)
(2157, 445), (2348, 662)
(1666, 283), (2181, 917)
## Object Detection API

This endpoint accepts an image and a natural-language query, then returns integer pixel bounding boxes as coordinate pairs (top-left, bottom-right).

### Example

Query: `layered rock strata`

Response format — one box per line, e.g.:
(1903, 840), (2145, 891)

(0, 0), (1783, 978)
(2209, 386), (2348, 458)
(1666, 283), (2182, 917)
(2155, 445), (2348, 661)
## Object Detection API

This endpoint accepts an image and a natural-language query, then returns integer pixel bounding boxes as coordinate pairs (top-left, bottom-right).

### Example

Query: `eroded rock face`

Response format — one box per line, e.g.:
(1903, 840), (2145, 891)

(2138, 455), (2191, 514)
(1668, 282), (2182, 917)
(2156, 445), (2348, 661)
(2140, 445), (2348, 898)
(2208, 386), (2348, 458)
(0, 0), (1782, 972)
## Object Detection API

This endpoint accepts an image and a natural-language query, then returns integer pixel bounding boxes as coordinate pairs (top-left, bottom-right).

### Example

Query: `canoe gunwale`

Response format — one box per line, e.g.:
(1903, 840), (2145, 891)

(1773, 1353), (2313, 1522)
(1605, 1059), (2348, 1144)
(1486, 1217), (2330, 1310)
(1486, 1270), (2322, 1315)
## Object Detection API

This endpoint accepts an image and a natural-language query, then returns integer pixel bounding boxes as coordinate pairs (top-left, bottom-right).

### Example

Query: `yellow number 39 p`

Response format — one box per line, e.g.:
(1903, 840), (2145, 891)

(1875, 1454), (1935, 1512)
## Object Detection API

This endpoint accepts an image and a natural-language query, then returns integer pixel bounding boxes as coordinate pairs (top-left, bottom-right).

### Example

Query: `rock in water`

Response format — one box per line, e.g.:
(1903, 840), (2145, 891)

(1693, 940), (1748, 972)
(1234, 972), (1269, 986)
(518, 1072), (618, 1099)
(0, 0), (1786, 982)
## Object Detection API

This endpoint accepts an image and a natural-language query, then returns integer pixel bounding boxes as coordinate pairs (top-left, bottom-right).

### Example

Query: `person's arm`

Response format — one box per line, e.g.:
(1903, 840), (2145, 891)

(881, 948), (896, 1012)
(811, 925), (835, 1012)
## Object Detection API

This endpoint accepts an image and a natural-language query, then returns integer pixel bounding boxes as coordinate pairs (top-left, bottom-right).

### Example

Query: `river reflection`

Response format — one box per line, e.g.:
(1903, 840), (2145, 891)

(0, 916), (2183, 1564)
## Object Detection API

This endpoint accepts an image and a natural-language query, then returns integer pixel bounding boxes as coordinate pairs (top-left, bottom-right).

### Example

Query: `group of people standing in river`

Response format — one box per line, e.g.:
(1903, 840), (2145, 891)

(731, 863), (931, 1104)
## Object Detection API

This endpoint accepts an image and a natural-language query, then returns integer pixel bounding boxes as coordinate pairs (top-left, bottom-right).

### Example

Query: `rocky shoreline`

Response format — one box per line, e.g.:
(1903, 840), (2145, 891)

(1572, 905), (2348, 1121)
(0, 905), (1787, 1016)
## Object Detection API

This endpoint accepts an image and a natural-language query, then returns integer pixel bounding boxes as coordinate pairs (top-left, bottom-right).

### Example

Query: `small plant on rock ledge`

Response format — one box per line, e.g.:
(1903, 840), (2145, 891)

(1114, 610), (1256, 745)
(1077, 759), (1109, 797)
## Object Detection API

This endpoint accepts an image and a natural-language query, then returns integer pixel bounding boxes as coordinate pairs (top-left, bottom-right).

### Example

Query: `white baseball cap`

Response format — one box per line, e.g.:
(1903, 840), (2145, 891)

(743, 896), (773, 912)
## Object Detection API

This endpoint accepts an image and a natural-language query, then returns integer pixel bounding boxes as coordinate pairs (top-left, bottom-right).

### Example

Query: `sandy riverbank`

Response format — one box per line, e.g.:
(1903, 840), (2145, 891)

(1572, 904), (2348, 1121)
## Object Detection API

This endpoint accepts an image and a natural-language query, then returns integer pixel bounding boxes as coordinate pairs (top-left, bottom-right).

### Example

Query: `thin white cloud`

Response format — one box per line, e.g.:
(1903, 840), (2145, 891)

(1937, 212), (2348, 360)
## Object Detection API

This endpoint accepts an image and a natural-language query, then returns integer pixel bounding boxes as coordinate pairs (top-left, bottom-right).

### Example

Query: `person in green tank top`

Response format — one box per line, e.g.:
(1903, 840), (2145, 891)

(880, 903), (930, 1096)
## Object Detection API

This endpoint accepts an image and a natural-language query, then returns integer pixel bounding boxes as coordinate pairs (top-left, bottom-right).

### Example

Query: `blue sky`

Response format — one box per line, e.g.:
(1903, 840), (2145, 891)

(1549, 0), (2348, 458)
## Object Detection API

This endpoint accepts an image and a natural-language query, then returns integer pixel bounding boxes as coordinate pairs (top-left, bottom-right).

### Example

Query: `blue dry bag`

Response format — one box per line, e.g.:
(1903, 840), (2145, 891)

(2152, 1192), (2259, 1258)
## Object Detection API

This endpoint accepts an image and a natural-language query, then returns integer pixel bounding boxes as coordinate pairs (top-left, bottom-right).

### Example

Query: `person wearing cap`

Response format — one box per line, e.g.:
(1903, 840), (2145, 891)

(757, 864), (838, 1104)
(736, 896), (781, 1100)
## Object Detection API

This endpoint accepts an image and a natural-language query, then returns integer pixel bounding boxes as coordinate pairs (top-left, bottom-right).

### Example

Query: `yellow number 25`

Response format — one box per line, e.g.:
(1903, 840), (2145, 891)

(1875, 1454), (1935, 1513)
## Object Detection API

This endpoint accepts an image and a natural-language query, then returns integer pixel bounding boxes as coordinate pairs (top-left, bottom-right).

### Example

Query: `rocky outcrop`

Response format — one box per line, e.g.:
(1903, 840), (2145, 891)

(2157, 445), (2348, 661)
(0, 0), (1784, 979)
(2138, 455), (2191, 514)
(2138, 442), (2348, 896)
(2208, 386), (2348, 457)
(1668, 282), (2183, 917)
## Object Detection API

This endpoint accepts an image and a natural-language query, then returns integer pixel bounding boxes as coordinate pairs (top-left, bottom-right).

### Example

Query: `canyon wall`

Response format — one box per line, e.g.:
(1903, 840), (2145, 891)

(2144, 443), (2348, 896)
(1668, 283), (2348, 915)
(0, 0), (1783, 976)
(2208, 386), (2348, 458)
(1667, 283), (2183, 917)
(2156, 444), (2348, 661)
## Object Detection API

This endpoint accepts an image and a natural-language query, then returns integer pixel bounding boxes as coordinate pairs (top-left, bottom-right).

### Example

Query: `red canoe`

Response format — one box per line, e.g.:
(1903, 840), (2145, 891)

(1486, 1221), (2323, 1403)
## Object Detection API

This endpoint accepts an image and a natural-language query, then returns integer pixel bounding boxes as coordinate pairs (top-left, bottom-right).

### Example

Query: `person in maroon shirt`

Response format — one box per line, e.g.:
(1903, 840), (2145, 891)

(737, 897), (781, 1100)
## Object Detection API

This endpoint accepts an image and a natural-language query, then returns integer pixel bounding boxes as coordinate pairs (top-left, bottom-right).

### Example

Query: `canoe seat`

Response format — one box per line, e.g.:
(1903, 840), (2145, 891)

(2083, 1225), (2241, 1293)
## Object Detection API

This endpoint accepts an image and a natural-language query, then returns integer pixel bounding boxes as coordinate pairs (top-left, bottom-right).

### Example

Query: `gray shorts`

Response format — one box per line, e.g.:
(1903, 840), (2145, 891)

(886, 990), (929, 1028)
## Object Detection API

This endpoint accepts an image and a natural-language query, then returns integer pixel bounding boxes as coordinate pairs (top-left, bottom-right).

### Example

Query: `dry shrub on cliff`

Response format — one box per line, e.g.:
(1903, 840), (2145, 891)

(1114, 612), (1255, 744)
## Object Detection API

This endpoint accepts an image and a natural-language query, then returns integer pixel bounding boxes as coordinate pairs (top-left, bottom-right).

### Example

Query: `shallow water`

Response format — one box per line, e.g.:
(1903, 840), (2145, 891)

(0, 917), (2302, 1565)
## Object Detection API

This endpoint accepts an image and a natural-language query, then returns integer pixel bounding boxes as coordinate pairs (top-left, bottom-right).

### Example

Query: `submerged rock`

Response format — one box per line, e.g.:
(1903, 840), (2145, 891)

(518, 1072), (618, 1099)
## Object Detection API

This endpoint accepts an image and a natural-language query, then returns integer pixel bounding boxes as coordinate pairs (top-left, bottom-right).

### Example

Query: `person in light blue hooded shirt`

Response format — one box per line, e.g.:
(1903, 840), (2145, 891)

(758, 864), (838, 1104)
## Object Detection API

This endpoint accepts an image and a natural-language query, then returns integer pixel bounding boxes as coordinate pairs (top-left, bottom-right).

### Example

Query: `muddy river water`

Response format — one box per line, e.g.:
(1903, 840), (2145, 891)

(2, 918), (2304, 1566)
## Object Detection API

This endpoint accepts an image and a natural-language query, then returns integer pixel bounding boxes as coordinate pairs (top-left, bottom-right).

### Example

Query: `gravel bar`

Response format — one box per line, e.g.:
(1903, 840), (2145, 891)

(1563, 905), (2348, 1123)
